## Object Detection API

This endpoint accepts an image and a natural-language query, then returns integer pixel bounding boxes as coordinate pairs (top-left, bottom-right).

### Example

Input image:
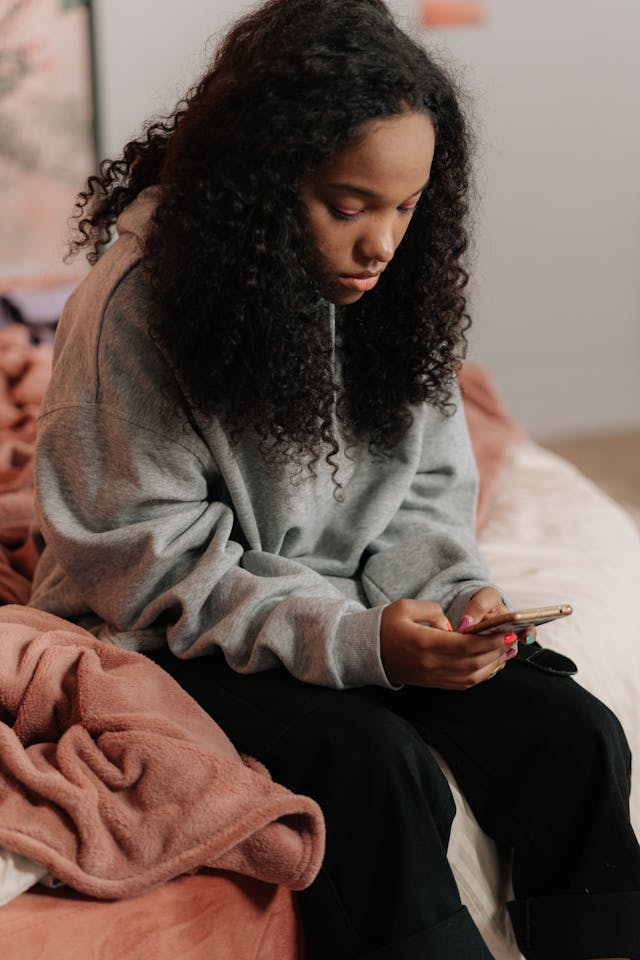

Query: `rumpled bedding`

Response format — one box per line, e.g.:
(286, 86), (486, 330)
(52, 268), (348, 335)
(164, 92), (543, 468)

(0, 605), (324, 898)
(0, 324), (50, 603)
(3, 871), (305, 960)
(459, 361), (525, 529)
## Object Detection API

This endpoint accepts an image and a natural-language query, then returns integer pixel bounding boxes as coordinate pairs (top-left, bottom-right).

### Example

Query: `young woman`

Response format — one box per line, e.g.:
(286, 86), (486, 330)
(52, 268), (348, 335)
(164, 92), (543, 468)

(29, 1), (640, 957)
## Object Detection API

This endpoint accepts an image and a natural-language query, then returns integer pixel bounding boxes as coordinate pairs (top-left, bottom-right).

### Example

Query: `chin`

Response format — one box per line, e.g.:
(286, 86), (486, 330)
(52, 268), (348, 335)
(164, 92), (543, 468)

(328, 288), (365, 305)
(320, 278), (365, 305)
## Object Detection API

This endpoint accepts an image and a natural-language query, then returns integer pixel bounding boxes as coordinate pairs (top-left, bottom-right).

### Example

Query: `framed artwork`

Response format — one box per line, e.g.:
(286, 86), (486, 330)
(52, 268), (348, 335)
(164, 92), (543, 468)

(0, 0), (95, 292)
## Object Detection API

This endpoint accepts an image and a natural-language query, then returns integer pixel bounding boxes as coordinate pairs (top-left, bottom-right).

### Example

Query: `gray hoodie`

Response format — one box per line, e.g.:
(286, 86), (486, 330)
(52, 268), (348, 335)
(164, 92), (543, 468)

(29, 190), (496, 689)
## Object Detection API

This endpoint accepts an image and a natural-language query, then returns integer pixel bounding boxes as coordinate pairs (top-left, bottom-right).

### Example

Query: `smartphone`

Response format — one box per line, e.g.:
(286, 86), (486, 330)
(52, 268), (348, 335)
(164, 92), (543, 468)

(460, 604), (573, 636)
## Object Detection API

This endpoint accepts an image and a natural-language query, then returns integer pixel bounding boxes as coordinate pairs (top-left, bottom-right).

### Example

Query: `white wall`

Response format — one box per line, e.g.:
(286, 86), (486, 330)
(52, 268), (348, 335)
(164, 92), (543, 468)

(430, 0), (640, 438)
(92, 0), (640, 439)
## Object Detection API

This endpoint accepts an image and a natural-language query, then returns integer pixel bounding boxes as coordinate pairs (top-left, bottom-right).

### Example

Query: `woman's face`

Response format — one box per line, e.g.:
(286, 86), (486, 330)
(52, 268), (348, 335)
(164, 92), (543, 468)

(299, 110), (436, 305)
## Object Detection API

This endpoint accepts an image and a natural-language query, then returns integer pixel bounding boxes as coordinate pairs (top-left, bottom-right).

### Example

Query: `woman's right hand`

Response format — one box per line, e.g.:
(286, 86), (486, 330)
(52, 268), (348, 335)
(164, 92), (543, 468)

(380, 598), (510, 690)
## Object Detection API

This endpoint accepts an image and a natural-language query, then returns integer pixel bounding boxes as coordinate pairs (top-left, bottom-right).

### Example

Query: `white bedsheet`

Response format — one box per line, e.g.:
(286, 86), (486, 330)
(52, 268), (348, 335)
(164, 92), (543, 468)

(448, 440), (640, 958)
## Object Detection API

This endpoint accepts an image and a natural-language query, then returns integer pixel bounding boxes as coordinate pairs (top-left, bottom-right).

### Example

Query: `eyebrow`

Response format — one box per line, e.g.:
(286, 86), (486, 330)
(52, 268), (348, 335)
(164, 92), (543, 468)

(325, 179), (429, 200)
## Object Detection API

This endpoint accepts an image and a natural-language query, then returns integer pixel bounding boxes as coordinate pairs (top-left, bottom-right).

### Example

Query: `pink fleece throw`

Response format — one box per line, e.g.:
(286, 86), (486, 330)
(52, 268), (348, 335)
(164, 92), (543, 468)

(0, 605), (324, 898)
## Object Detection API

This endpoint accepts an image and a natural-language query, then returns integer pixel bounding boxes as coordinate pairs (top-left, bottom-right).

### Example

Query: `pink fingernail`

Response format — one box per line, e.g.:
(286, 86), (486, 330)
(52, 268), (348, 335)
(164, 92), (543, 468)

(506, 645), (518, 659)
(458, 616), (474, 630)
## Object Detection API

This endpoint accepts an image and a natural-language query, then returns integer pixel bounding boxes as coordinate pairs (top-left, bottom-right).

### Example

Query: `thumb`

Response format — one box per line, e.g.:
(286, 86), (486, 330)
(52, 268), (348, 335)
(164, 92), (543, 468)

(456, 588), (505, 630)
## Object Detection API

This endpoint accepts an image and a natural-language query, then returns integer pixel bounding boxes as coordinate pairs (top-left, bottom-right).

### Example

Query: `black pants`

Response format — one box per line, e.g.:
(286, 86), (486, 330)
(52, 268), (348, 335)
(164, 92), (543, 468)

(149, 649), (640, 960)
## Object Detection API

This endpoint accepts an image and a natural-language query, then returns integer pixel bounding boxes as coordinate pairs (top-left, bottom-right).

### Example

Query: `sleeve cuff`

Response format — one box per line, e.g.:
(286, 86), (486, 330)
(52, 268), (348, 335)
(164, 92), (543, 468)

(333, 605), (402, 690)
(445, 582), (511, 631)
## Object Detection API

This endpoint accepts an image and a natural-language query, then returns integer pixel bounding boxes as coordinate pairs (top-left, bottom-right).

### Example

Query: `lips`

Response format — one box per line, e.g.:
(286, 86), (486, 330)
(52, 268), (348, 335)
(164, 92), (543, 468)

(338, 272), (382, 293)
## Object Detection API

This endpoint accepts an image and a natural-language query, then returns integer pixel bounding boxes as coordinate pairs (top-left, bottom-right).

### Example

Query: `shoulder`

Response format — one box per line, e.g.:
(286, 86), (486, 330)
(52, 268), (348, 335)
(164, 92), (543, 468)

(411, 383), (476, 474)
(41, 254), (201, 452)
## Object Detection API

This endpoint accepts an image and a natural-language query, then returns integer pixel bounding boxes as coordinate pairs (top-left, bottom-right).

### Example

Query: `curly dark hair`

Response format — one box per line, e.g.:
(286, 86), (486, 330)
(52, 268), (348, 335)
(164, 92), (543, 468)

(71, 0), (473, 478)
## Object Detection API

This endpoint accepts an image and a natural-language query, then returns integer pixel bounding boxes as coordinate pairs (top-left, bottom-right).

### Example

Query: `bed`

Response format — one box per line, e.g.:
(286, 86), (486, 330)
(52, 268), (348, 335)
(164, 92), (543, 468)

(0, 325), (638, 960)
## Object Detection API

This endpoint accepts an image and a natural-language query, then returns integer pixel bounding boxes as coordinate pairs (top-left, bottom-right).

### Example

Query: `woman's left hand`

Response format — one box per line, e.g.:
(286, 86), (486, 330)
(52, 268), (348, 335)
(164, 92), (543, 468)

(456, 587), (537, 671)
(456, 587), (508, 630)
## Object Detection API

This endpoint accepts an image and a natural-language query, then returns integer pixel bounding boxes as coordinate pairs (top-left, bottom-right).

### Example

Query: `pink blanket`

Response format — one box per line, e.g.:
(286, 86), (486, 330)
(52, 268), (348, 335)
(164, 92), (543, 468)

(0, 325), (49, 603)
(458, 361), (525, 528)
(4, 873), (304, 960)
(0, 604), (324, 898)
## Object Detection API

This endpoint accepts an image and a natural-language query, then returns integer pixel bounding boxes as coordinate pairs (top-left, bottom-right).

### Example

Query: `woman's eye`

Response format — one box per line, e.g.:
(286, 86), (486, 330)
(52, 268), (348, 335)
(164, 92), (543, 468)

(330, 205), (362, 221)
(328, 201), (418, 221)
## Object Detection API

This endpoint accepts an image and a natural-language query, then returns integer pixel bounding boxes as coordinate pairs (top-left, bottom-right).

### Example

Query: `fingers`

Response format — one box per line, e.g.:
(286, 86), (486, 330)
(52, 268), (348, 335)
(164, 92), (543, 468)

(391, 597), (452, 632)
(380, 596), (520, 690)
(429, 651), (507, 691)
(429, 623), (520, 690)
(446, 639), (519, 690)
(456, 586), (507, 631)
(445, 625), (512, 658)
(446, 643), (510, 683)
(517, 626), (537, 646)
(407, 621), (517, 690)
(486, 660), (507, 681)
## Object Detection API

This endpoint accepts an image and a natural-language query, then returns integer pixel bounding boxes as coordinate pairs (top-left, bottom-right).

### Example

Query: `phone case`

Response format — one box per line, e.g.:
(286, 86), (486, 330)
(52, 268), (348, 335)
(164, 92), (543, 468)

(465, 605), (573, 636)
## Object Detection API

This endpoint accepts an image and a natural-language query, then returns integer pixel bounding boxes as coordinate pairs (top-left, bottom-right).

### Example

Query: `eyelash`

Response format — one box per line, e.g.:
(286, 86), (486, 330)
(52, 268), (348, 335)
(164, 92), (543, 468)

(329, 204), (418, 222)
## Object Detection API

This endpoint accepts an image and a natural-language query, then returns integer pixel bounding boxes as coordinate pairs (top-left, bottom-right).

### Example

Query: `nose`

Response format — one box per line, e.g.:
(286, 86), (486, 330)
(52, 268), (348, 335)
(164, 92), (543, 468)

(355, 215), (397, 266)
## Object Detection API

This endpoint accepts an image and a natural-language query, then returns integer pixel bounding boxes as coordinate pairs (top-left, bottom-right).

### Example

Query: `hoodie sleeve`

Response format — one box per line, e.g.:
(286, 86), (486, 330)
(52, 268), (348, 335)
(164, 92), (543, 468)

(360, 390), (501, 629)
(32, 402), (392, 690)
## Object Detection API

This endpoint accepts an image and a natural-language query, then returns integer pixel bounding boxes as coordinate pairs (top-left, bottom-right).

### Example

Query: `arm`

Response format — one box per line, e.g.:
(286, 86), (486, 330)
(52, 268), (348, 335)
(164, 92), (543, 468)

(33, 404), (390, 690)
(360, 390), (512, 687)
(361, 387), (502, 626)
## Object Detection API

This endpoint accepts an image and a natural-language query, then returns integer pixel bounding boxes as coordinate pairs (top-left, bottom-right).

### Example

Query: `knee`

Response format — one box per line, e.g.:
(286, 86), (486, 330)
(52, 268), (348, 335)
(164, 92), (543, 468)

(545, 684), (631, 780)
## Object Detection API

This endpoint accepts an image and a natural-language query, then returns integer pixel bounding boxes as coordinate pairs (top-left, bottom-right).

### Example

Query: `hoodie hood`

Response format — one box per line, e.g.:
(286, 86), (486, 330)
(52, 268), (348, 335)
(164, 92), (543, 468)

(114, 186), (163, 247)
